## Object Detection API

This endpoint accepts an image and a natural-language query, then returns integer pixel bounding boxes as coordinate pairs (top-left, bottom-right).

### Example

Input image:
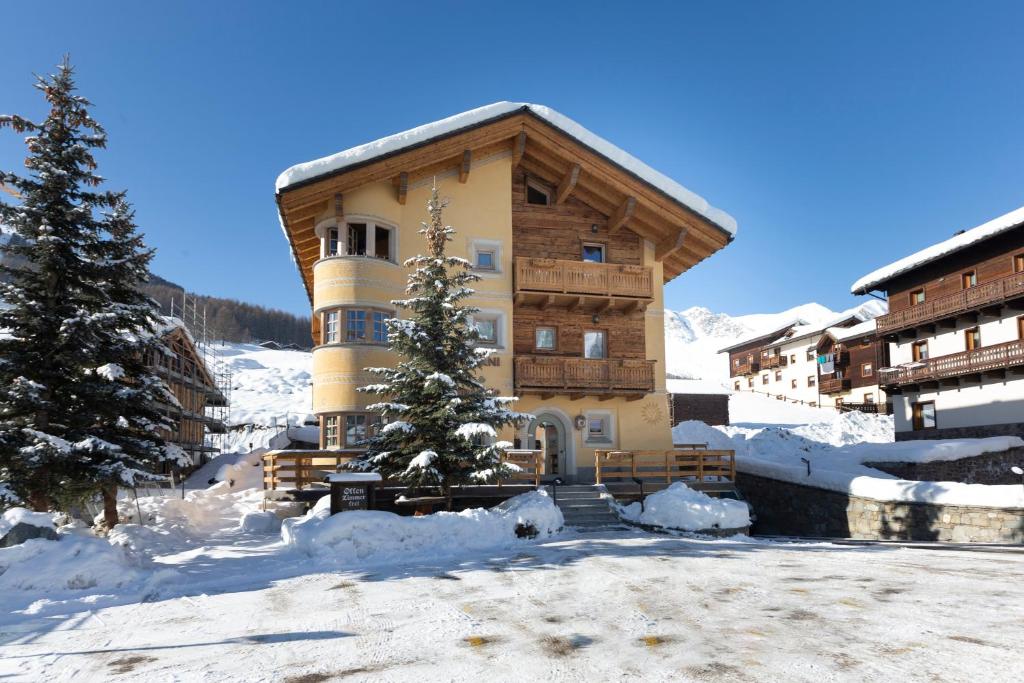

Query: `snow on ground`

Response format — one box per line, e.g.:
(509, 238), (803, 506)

(216, 342), (313, 428)
(3, 529), (1023, 682)
(674, 393), (1024, 508)
(617, 482), (750, 531)
(0, 508), (55, 537)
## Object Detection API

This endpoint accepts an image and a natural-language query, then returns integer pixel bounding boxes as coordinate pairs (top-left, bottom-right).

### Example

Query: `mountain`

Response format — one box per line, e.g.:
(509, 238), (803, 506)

(664, 300), (887, 383)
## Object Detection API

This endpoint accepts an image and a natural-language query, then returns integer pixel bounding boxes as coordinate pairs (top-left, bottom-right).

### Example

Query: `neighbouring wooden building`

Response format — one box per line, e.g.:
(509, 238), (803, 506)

(814, 319), (889, 413)
(853, 205), (1024, 440)
(666, 378), (730, 426)
(274, 102), (737, 483)
(145, 319), (228, 467)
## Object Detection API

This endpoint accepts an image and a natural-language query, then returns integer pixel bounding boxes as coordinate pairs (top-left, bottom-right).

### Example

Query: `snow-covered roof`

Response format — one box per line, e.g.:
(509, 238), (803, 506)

(828, 318), (876, 343)
(717, 318), (808, 354)
(851, 204), (1024, 294)
(666, 378), (731, 395)
(275, 102), (737, 236)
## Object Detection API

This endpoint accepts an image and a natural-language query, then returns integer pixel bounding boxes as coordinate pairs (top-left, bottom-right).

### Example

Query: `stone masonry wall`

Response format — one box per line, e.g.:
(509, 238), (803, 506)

(866, 447), (1024, 485)
(736, 472), (1024, 543)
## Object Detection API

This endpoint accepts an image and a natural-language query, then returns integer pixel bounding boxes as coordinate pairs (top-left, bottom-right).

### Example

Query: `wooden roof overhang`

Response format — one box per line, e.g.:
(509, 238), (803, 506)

(276, 109), (735, 304)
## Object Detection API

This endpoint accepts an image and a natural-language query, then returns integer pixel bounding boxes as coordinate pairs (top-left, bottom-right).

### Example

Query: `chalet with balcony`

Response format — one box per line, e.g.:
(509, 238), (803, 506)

(852, 204), (1024, 439)
(814, 319), (889, 413)
(275, 102), (736, 483)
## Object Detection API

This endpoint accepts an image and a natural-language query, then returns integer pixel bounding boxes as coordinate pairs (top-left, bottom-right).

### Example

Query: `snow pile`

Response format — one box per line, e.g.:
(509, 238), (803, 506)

(674, 416), (1024, 508)
(275, 102), (737, 235)
(618, 482), (750, 531)
(0, 507), (55, 538)
(282, 490), (563, 561)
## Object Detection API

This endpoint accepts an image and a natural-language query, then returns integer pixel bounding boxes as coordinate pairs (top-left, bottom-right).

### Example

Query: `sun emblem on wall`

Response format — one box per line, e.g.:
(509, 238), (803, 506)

(641, 401), (664, 425)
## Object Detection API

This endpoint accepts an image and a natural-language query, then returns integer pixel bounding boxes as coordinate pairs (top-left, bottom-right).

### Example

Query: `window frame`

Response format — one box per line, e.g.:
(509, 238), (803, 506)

(912, 401), (937, 431)
(583, 410), (614, 445)
(909, 288), (926, 306)
(863, 393), (875, 404)
(583, 329), (608, 359)
(912, 340), (929, 362)
(807, 375), (816, 387)
(534, 326), (557, 352)
(964, 326), (981, 352)
(790, 378), (797, 389)
(1015, 253), (1024, 274)
(320, 306), (393, 346)
(581, 242), (606, 264)
(774, 370), (782, 382)
(861, 362), (873, 377)
(961, 270), (977, 289)
(318, 217), (397, 263)
(470, 311), (504, 348)
(525, 177), (552, 206)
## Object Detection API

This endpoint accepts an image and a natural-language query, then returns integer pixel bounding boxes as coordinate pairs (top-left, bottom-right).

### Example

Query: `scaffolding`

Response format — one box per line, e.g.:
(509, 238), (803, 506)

(167, 293), (233, 458)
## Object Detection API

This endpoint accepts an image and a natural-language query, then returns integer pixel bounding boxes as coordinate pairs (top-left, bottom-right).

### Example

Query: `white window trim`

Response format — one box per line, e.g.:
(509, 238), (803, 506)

(469, 239), (503, 276)
(582, 242), (606, 263)
(583, 410), (615, 445)
(469, 309), (506, 350)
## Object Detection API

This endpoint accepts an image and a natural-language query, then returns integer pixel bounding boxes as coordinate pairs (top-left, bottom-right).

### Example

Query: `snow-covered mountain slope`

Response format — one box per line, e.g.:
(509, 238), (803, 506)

(217, 342), (313, 427)
(664, 300), (886, 382)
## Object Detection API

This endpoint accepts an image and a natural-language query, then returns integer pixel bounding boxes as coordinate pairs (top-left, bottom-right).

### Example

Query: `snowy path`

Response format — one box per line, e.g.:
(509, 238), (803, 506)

(3, 530), (1022, 682)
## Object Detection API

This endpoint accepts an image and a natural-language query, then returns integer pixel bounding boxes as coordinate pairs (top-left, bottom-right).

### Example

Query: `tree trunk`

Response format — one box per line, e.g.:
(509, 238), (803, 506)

(443, 482), (453, 512)
(27, 488), (50, 512)
(102, 485), (119, 529)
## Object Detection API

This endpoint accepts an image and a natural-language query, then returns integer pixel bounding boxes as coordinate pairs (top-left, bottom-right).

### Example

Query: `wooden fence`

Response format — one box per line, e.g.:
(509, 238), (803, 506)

(593, 448), (736, 485)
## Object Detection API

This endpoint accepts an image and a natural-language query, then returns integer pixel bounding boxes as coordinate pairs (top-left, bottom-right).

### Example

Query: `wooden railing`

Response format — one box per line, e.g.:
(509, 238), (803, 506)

(879, 339), (1024, 386)
(514, 257), (653, 299)
(761, 355), (787, 369)
(594, 448), (736, 485)
(515, 357), (655, 393)
(838, 402), (882, 415)
(734, 360), (759, 375)
(264, 449), (544, 491)
(818, 377), (850, 394)
(877, 271), (1024, 334)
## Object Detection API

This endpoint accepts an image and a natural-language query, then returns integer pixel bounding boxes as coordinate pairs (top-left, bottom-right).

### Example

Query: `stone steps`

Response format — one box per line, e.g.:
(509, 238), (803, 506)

(551, 485), (622, 530)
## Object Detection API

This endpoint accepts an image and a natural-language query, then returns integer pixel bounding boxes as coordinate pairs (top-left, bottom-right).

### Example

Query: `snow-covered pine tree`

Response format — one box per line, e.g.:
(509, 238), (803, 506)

(357, 184), (528, 510)
(0, 58), (183, 523)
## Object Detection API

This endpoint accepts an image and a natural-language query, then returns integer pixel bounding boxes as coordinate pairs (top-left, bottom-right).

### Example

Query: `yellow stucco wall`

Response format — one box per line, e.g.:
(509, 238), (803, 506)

(306, 151), (673, 477)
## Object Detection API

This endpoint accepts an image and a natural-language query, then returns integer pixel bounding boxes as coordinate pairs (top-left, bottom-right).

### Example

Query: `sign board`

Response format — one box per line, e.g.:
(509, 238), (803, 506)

(325, 472), (381, 515)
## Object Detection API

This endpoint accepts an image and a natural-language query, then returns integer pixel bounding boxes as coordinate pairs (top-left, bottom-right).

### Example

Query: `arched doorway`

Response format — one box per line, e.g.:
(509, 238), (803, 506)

(525, 412), (573, 482)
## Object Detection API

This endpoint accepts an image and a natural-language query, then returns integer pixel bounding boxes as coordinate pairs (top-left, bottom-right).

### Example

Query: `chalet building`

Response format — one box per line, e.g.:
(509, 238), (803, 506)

(814, 319), (889, 413)
(721, 312), (880, 409)
(145, 318), (228, 467)
(852, 205), (1024, 440)
(274, 102), (736, 483)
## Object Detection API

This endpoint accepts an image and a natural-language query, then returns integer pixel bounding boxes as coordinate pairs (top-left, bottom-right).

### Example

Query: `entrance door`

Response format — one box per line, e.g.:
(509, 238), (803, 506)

(531, 415), (567, 481)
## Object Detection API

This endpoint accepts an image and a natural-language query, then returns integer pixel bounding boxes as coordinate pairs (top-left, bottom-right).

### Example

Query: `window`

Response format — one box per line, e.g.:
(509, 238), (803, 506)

(733, 358), (740, 368)
(475, 249), (496, 270)
(863, 393), (875, 404)
(475, 317), (498, 345)
(1019, 316), (1024, 340)
(791, 378), (797, 389)
(346, 309), (367, 341)
(582, 243), (606, 263)
(807, 375), (816, 387)
(584, 330), (607, 359)
(910, 289), (925, 306)
(912, 401), (936, 431)
(734, 381), (741, 391)
(861, 362), (873, 377)
(964, 327), (980, 351)
(347, 222), (368, 256)
(774, 370), (782, 382)
(962, 271), (977, 289)
(326, 227), (339, 256)
(325, 311), (339, 343)
(912, 340), (929, 362)
(535, 326), (556, 351)
(374, 226), (391, 260)
(806, 348), (815, 361)
(323, 415), (339, 448)
(762, 374), (769, 385)
(345, 414), (367, 446)
(790, 354), (797, 364)
(584, 413), (613, 443)
(526, 179), (550, 206)
(747, 377), (754, 388)
(372, 311), (389, 343)
(1015, 254), (1024, 273)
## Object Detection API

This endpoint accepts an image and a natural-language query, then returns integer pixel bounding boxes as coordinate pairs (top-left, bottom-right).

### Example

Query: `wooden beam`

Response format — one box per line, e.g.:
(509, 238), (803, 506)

(459, 149), (471, 183)
(540, 392), (555, 400)
(555, 163), (581, 205)
(512, 131), (526, 168)
(594, 299), (613, 315)
(395, 172), (408, 205)
(655, 228), (688, 261)
(333, 193), (343, 221)
(609, 196), (637, 234)
(566, 296), (582, 313)
(538, 295), (556, 311)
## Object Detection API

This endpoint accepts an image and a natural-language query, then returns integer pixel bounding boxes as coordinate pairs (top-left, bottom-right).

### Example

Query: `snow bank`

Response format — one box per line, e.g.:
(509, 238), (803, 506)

(0, 507), (56, 538)
(618, 482), (750, 531)
(675, 415), (1024, 508)
(275, 102), (737, 235)
(282, 491), (563, 562)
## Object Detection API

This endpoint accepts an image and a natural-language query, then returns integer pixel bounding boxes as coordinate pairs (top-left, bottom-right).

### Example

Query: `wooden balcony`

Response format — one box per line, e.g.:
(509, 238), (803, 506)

(877, 271), (1024, 334)
(761, 355), (787, 369)
(734, 360), (759, 376)
(879, 339), (1024, 387)
(818, 377), (851, 394)
(513, 257), (653, 313)
(514, 356), (655, 398)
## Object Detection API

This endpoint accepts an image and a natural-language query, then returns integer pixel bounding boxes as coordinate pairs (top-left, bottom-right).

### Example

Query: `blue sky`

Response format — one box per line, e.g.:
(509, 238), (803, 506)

(2, 1), (1023, 318)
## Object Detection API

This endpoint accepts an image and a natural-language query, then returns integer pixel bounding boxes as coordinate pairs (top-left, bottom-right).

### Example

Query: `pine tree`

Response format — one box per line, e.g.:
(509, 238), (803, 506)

(357, 185), (528, 510)
(0, 58), (182, 523)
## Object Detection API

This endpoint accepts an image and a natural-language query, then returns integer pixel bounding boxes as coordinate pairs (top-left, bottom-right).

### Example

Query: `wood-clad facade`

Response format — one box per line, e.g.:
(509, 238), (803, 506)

(856, 211), (1024, 439)
(276, 104), (735, 482)
(814, 327), (889, 413)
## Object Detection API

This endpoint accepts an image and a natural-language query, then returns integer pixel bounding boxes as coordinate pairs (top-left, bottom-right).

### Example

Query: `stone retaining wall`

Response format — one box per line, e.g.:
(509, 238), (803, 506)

(736, 472), (1024, 543)
(866, 447), (1024, 485)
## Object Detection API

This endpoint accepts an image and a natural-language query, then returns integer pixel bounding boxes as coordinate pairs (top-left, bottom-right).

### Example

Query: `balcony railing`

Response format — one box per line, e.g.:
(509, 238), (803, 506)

(818, 377), (851, 394)
(761, 355), (787, 369)
(734, 360), (759, 375)
(514, 356), (655, 395)
(879, 339), (1024, 386)
(514, 257), (653, 299)
(877, 271), (1024, 334)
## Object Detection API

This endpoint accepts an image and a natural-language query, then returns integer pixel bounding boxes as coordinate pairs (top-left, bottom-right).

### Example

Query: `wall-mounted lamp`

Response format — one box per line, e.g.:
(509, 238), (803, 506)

(592, 314), (600, 324)
(574, 414), (587, 430)
(591, 223), (599, 233)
